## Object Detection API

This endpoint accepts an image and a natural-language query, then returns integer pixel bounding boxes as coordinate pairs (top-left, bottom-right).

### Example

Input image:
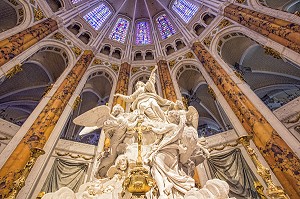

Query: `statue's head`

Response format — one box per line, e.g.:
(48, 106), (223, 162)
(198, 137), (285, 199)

(115, 155), (128, 171)
(112, 104), (124, 116)
(135, 81), (145, 90)
(167, 110), (180, 124)
(176, 100), (185, 110)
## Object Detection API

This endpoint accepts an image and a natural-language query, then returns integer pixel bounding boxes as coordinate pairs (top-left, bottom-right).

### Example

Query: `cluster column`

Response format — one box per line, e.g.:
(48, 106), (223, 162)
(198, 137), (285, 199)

(224, 4), (300, 53)
(192, 42), (300, 199)
(157, 60), (178, 102)
(0, 50), (94, 198)
(0, 18), (58, 67)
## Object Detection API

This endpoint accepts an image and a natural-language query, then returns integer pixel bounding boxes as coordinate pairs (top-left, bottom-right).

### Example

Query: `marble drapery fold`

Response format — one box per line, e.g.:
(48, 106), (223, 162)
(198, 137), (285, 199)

(41, 159), (88, 193)
(207, 148), (260, 198)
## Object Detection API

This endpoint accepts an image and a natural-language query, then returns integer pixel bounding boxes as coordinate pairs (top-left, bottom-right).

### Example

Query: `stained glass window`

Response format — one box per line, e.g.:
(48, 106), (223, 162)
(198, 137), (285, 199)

(83, 4), (112, 30)
(172, 0), (199, 23)
(156, 14), (176, 40)
(71, 0), (82, 4)
(135, 21), (151, 45)
(109, 18), (130, 43)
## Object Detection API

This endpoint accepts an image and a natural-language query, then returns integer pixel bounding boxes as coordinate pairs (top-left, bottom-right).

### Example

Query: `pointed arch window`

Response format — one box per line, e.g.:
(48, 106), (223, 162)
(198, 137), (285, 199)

(172, 0), (199, 23)
(156, 14), (176, 40)
(83, 4), (112, 30)
(135, 21), (151, 45)
(109, 18), (130, 43)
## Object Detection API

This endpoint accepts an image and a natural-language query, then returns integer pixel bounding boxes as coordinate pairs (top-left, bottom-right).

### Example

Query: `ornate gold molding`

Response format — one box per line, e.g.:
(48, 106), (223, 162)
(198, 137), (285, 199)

(71, 46), (82, 57)
(93, 59), (102, 65)
(111, 64), (119, 72)
(207, 86), (216, 100)
(72, 96), (82, 110)
(203, 36), (212, 47)
(53, 32), (65, 41)
(263, 46), (281, 59)
(5, 148), (45, 198)
(33, 8), (45, 21)
(218, 19), (232, 29)
(184, 52), (195, 59)
(234, 71), (245, 82)
(237, 136), (289, 199)
(5, 64), (22, 79)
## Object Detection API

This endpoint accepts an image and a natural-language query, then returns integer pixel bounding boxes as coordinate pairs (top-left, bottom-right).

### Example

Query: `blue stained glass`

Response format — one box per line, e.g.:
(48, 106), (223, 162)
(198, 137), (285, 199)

(83, 4), (112, 30)
(172, 0), (199, 23)
(109, 18), (130, 43)
(156, 14), (176, 40)
(135, 21), (151, 45)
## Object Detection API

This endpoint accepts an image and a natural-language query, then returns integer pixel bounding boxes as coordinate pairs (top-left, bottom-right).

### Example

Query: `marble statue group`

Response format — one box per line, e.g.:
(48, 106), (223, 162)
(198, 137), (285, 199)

(43, 66), (234, 199)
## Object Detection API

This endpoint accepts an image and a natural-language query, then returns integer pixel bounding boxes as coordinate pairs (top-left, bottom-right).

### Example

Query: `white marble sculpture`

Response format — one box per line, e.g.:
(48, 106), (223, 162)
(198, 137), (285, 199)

(42, 66), (234, 199)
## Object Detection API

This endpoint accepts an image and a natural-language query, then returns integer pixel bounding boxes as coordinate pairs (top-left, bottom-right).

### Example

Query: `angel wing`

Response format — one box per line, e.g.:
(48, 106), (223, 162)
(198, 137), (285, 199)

(73, 105), (111, 128)
(186, 106), (199, 129)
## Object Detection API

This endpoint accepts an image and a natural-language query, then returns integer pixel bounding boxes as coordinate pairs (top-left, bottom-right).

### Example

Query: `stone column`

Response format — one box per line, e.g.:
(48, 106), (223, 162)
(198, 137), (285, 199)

(112, 62), (131, 109)
(157, 60), (177, 102)
(0, 50), (94, 198)
(192, 42), (300, 199)
(224, 4), (300, 54)
(0, 18), (58, 67)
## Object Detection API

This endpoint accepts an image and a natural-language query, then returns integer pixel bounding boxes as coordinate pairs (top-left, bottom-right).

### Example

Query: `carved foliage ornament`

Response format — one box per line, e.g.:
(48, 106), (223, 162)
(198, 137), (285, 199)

(34, 7), (45, 21)
(5, 64), (22, 79)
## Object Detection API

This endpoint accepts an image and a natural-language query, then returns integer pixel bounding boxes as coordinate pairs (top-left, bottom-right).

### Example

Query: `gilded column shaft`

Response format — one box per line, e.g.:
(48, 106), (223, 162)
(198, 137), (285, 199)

(0, 50), (94, 198)
(224, 4), (300, 53)
(113, 62), (131, 109)
(157, 60), (177, 102)
(0, 18), (58, 67)
(192, 42), (300, 199)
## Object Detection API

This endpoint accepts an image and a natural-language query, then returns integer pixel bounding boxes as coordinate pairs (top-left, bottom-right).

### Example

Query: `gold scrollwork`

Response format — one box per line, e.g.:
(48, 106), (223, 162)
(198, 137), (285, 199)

(5, 64), (23, 79)
(234, 71), (245, 82)
(72, 46), (82, 57)
(184, 52), (195, 59)
(42, 84), (53, 97)
(6, 148), (45, 199)
(53, 32), (65, 41)
(93, 59), (102, 65)
(72, 96), (82, 110)
(131, 67), (139, 74)
(263, 46), (281, 59)
(34, 8), (45, 21)
(168, 60), (177, 69)
(236, 0), (246, 3)
(218, 19), (232, 29)
(111, 64), (120, 72)
(207, 86), (216, 100)
(237, 136), (289, 199)
(203, 36), (212, 47)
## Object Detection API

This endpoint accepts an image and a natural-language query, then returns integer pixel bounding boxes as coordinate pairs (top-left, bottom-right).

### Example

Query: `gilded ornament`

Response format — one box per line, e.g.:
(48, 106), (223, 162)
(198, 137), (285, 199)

(5, 64), (23, 79)
(111, 64), (119, 72)
(8, 0), (19, 6)
(168, 60), (177, 69)
(93, 59), (102, 65)
(263, 46), (281, 59)
(36, 192), (45, 199)
(184, 52), (195, 59)
(123, 121), (155, 197)
(234, 71), (245, 82)
(72, 96), (82, 110)
(53, 32), (65, 41)
(6, 148), (45, 199)
(42, 84), (53, 97)
(207, 86), (216, 100)
(237, 136), (289, 199)
(236, 0), (246, 3)
(254, 181), (267, 199)
(34, 8), (45, 21)
(131, 67), (139, 74)
(148, 65), (155, 71)
(203, 36), (212, 47)
(218, 19), (232, 29)
(72, 46), (82, 57)
(294, 11), (300, 17)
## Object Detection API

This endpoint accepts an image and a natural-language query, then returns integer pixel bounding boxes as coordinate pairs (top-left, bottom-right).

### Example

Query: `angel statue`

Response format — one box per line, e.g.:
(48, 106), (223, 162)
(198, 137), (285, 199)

(73, 104), (138, 178)
(114, 65), (175, 122)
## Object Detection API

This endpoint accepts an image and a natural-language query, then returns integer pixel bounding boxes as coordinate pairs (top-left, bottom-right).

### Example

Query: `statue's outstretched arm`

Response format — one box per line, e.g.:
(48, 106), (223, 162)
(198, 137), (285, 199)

(114, 93), (136, 102)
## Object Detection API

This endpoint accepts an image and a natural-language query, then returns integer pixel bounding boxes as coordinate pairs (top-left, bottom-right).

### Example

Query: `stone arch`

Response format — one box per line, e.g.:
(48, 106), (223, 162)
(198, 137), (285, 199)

(193, 23), (205, 36)
(0, 0), (32, 35)
(46, 0), (64, 12)
(145, 50), (154, 60)
(175, 39), (186, 50)
(67, 22), (82, 35)
(202, 12), (215, 26)
(100, 44), (111, 56)
(112, 48), (122, 59)
(134, 51), (143, 61)
(0, 45), (70, 125)
(165, 44), (175, 55)
(78, 31), (91, 44)
(213, 29), (300, 111)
